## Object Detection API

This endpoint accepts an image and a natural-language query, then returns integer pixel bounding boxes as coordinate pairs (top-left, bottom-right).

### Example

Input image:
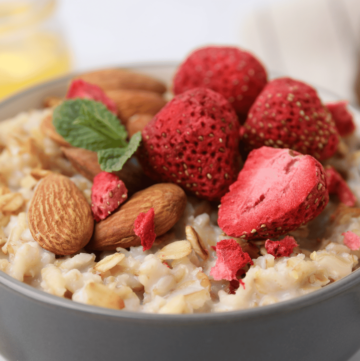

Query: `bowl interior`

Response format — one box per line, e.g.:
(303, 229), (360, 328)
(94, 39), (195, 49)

(1, 63), (360, 321)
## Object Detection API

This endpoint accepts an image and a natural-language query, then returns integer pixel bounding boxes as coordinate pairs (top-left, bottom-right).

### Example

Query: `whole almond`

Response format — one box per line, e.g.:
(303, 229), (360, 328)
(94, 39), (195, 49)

(61, 147), (154, 195)
(28, 174), (94, 255)
(40, 115), (71, 148)
(88, 183), (186, 251)
(105, 89), (166, 124)
(127, 114), (153, 137)
(75, 68), (167, 94)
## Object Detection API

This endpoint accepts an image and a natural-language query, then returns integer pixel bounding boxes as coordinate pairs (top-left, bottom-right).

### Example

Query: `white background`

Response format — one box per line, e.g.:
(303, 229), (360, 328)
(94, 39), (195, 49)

(57, 0), (360, 103)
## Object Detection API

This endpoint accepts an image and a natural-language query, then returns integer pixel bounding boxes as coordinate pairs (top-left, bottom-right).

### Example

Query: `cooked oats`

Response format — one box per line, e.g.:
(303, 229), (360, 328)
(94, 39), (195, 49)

(0, 108), (359, 314)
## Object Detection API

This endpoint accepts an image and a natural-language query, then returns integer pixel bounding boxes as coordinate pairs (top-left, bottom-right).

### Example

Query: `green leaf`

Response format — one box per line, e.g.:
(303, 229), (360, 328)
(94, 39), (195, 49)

(97, 132), (142, 172)
(53, 99), (127, 151)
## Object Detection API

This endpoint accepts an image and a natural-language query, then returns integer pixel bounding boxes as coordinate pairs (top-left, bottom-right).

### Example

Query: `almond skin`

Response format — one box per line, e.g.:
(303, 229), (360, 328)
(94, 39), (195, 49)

(40, 115), (71, 148)
(105, 89), (167, 124)
(28, 174), (94, 255)
(74, 68), (167, 94)
(126, 114), (153, 138)
(88, 183), (186, 250)
(61, 147), (154, 195)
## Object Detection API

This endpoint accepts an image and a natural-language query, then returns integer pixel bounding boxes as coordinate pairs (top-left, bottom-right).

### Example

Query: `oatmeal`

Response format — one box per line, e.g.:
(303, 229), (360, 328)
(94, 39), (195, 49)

(1, 47), (360, 314)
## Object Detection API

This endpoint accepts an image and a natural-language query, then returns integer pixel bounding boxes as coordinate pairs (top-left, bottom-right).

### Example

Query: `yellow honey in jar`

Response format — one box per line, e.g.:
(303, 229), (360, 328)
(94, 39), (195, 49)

(0, 0), (71, 99)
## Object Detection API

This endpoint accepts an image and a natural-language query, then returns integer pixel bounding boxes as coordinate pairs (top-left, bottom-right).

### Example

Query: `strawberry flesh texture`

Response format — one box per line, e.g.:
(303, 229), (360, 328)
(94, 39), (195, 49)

(241, 77), (339, 161)
(173, 46), (267, 119)
(342, 231), (360, 250)
(91, 171), (128, 222)
(218, 147), (329, 240)
(210, 239), (253, 281)
(325, 166), (356, 206)
(134, 208), (156, 251)
(139, 88), (241, 201)
(326, 101), (355, 137)
(66, 79), (118, 114)
(265, 236), (298, 258)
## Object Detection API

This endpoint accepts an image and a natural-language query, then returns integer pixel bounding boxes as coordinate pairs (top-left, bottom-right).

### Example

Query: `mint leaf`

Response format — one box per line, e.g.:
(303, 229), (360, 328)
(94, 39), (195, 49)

(53, 99), (127, 151)
(97, 132), (142, 172)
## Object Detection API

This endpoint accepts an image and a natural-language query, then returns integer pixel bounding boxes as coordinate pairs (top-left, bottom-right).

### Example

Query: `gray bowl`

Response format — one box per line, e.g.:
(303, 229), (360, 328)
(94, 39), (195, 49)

(1, 64), (360, 361)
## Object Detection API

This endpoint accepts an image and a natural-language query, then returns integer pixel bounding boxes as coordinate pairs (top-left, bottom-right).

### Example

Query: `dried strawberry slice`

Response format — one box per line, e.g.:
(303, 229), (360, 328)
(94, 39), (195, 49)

(91, 172), (128, 222)
(265, 236), (298, 258)
(326, 101), (355, 137)
(134, 208), (156, 251)
(325, 166), (356, 207)
(66, 79), (117, 114)
(342, 231), (360, 250)
(218, 147), (329, 240)
(210, 239), (253, 281)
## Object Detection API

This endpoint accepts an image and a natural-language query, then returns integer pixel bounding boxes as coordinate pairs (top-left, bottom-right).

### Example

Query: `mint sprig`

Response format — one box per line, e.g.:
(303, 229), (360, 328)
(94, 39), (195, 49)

(53, 99), (142, 171)
(98, 132), (142, 172)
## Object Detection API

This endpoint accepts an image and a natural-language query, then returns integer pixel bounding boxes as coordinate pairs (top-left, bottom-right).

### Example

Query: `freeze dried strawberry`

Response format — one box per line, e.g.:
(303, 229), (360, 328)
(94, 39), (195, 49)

(66, 79), (117, 114)
(325, 166), (356, 207)
(139, 88), (241, 201)
(241, 77), (339, 161)
(326, 101), (355, 137)
(342, 231), (360, 250)
(218, 147), (329, 240)
(133, 208), (156, 251)
(210, 239), (253, 281)
(265, 236), (298, 258)
(228, 279), (240, 294)
(173, 46), (267, 118)
(91, 171), (128, 222)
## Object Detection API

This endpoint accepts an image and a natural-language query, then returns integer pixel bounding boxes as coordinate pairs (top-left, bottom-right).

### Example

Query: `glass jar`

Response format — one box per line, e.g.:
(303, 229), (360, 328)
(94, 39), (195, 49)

(0, 0), (71, 99)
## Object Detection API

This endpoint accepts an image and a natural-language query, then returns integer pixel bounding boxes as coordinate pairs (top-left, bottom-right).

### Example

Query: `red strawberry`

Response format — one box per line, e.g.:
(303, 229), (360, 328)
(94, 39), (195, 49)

(265, 236), (298, 258)
(342, 231), (360, 250)
(210, 239), (253, 281)
(218, 147), (329, 240)
(325, 166), (356, 206)
(66, 79), (117, 114)
(173, 46), (267, 120)
(326, 101), (355, 137)
(134, 208), (156, 251)
(139, 88), (241, 201)
(241, 77), (340, 161)
(91, 171), (128, 222)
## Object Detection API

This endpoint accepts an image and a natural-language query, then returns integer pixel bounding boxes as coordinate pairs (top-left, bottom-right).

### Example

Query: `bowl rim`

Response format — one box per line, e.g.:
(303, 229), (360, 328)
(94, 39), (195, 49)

(1, 63), (360, 323)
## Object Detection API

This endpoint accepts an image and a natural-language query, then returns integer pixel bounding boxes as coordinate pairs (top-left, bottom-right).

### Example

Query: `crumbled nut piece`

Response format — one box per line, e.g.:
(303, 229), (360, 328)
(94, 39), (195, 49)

(0, 212), (10, 227)
(80, 282), (125, 310)
(196, 271), (211, 291)
(20, 175), (38, 190)
(184, 289), (209, 310)
(41, 265), (67, 297)
(57, 253), (95, 270)
(0, 192), (24, 213)
(93, 253), (125, 274)
(158, 241), (192, 260)
(158, 295), (188, 314)
(185, 226), (209, 260)
(30, 169), (53, 180)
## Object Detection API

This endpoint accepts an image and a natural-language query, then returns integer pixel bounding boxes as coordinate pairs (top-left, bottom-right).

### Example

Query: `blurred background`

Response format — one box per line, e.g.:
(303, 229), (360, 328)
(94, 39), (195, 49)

(1, 0), (360, 104)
